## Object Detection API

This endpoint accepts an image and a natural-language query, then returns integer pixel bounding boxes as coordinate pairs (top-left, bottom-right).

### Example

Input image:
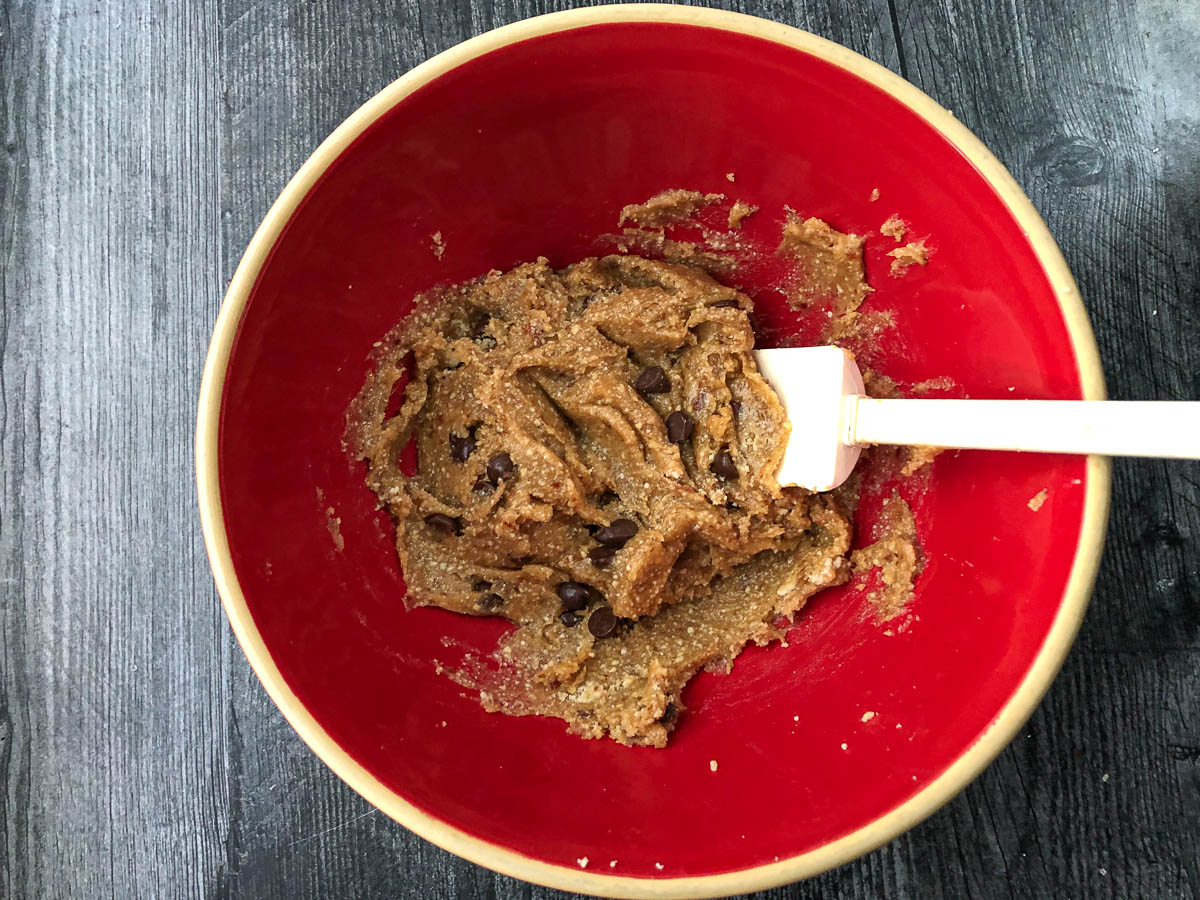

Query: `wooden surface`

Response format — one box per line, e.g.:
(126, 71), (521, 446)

(2, 1), (1197, 897)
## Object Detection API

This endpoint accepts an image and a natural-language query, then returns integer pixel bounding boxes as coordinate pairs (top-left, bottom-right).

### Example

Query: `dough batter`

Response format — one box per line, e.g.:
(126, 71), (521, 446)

(348, 254), (854, 746)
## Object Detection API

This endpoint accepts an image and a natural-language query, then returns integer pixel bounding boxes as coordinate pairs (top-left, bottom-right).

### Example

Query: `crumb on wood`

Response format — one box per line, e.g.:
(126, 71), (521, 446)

(1028, 488), (1048, 511)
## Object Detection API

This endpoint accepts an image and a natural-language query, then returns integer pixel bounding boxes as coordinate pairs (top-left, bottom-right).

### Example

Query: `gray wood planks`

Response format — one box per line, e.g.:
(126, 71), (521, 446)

(0, 1), (1195, 898)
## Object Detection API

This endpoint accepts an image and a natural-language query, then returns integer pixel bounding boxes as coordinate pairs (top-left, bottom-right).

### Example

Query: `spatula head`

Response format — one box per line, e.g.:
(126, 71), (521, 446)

(754, 345), (864, 492)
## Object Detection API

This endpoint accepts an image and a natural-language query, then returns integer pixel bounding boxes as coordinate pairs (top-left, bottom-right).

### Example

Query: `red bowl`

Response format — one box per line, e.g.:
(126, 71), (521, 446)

(197, 7), (1109, 896)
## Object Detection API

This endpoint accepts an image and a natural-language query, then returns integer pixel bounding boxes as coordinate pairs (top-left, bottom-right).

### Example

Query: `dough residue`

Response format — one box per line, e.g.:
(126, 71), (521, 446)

(880, 215), (906, 241)
(850, 491), (921, 621)
(888, 239), (930, 276)
(603, 227), (734, 276)
(776, 214), (871, 315)
(900, 445), (942, 477)
(727, 200), (759, 231)
(348, 254), (853, 747)
(618, 189), (725, 230)
(348, 193), (928, 748)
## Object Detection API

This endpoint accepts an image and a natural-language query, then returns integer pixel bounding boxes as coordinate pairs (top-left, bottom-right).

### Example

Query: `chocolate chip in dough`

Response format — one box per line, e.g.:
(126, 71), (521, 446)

(665, 410), (694, 443)
(478, 593), (504, 611)
(449, 431), (476, 463)
(710, 448), (739, 480)
(588, 545), (618, 568)
(635, 365), (670, 394)
(595, 518), (638, 547)
(472, 579), (492, 592)
(486, 452), (515, 484)
(559, 610), (582, 627)
(658, 702), (679, 726)
(587, 605), (619, 639)
(425, 513), (461, 535)
(556, 581), (591, 612)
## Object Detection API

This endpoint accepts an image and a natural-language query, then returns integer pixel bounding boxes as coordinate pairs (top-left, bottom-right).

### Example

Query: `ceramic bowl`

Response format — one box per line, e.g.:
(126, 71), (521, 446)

(197, 6), (1109, 897)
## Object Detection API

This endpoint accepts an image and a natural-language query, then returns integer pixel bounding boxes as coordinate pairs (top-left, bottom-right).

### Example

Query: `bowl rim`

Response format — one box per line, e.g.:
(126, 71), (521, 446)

(195, 4), (1112, 896)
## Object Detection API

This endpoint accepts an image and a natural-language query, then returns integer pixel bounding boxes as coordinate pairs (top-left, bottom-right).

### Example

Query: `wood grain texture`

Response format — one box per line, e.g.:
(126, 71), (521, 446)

(1, 1), (1196, 898)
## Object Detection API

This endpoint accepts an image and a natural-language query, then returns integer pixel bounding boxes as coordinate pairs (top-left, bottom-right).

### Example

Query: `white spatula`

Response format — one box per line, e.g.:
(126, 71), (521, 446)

(754, 346), (1200, 492)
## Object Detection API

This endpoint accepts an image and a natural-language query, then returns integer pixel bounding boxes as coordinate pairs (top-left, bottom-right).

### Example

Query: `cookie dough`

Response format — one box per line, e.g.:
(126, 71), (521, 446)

(348, 254), (854, 746)
(888, 239), (930, 276)
(777, 214), (872, 313)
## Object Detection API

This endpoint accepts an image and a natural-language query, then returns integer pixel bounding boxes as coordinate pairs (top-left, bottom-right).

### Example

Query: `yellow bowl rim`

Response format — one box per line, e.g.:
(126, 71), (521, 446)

(195, 5), (1111, 897)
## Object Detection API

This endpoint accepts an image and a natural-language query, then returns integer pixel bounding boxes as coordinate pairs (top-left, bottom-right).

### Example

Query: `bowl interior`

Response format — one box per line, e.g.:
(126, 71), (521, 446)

(216, 21), (1092, 880)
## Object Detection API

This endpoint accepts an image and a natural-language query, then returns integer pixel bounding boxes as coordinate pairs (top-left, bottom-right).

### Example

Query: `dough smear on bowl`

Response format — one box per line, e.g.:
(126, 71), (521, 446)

(347, 205), (921, 747)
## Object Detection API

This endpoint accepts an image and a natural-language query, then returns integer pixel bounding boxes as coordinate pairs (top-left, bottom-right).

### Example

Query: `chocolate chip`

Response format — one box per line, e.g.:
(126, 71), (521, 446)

(588, 545), (618, 568)
(635, 365), (670, 394)
(587, 605), (619, 638)
(712, 299), (739, 308)
(658, 702), (679, 726)
(595, 518), (638, 547)
(478, 593), (504, 611)
(449, 431), (476, 462)
(472, 579), (492, 592)
(472, 475), (494, 493)
(560, 610), (582, 627)
(556, 581), (592, 611)
(665, 410), (694, 443)
(486, 452), (514, 484)
(425, 513), (461, 535)
(710, 448), (739, 480)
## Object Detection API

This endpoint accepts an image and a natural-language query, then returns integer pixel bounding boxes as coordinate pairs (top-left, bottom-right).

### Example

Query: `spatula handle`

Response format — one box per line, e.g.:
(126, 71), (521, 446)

(850, 399), (1200, 459)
